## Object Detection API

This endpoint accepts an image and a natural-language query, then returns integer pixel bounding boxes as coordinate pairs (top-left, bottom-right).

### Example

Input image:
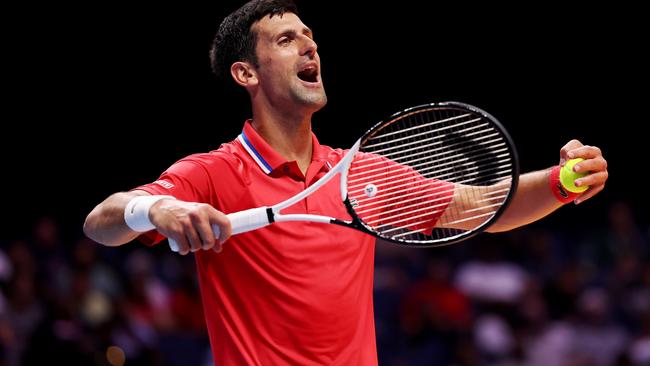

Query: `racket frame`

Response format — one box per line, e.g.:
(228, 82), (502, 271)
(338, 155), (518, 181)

(339, 101), (519, 247)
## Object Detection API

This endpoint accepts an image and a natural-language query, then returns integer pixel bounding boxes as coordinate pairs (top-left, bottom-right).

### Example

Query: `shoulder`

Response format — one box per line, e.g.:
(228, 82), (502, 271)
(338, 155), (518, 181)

(174, 140), (245, 171)
(163, 139), (250, 183)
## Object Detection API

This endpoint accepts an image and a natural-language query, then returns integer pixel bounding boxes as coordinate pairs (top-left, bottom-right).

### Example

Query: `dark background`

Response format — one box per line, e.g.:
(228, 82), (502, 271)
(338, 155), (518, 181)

(2, 1), (648, 365)
(6, 1), (645, 239)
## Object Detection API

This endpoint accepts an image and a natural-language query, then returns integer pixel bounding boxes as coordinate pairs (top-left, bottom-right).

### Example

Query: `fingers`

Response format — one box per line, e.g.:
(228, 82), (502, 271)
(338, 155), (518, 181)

(565, 145), (608, 190)
(207, 210), (232, 253)
(210, 210), (232, 243)
(191, 214), (217, 251)
(566, 145), (603, 161)
(575, 184), (605, 205)
(575, 170), (608, 188)
(152, 200), (231, 255)
(559, 139), (583, 165)
(164, 210), (206, 255)
(572, 156), (607, 175)
(167, 230), (192, 255)
(559, 140), (608, 204)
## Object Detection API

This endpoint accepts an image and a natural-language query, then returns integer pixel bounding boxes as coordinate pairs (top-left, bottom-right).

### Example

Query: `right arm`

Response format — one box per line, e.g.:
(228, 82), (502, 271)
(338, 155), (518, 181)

(83, 190), (232, 255)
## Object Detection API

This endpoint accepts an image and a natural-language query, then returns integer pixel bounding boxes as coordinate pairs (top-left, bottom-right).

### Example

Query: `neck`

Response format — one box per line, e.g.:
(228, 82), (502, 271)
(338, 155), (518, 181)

(250, 107), (313, 175)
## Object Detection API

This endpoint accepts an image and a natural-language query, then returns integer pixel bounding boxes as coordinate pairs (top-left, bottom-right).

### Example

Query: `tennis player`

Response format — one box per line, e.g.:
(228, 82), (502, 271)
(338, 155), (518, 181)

(84, 0), (609, 364)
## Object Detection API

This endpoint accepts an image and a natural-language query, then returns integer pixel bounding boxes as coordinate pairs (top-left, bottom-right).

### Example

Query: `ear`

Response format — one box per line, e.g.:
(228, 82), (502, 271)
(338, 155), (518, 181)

(230, 61), (258, 88)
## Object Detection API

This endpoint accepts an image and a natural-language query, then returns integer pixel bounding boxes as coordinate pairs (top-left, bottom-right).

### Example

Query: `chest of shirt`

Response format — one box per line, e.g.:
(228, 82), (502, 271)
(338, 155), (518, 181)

(206, 158), (372, 276)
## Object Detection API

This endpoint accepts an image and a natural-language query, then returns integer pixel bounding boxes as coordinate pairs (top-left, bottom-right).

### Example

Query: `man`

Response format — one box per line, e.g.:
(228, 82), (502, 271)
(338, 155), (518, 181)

(84, 0), (609, 364)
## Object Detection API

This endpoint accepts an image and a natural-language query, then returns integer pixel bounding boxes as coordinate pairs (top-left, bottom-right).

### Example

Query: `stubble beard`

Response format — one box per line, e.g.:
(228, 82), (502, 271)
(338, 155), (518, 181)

(291, 85), (328, 112)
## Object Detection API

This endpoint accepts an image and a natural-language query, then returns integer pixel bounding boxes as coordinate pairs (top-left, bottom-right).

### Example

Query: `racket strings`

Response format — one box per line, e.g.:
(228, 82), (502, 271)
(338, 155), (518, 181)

(355, 186), (455, 216)
(349, 141), (512, 198)
(351, 176), (488, 207)
(347, 107), (515, 244)
(366, 190), (504, 230)
(350, 121), (510, 181)
(362, 117), (481, 148)
(427, 108), (504, 241)
(348, 154), (512, 194)
(358, 188), (510, 222)
(358, 131), (504, 166)
(364, 112), (471, 140)
(360, 120), (489, 159)
(349, 138), (507, 181)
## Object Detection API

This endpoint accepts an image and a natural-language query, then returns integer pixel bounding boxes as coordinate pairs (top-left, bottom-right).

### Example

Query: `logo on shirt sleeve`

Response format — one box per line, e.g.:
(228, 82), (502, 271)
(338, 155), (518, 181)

(154, 180), (175, 189)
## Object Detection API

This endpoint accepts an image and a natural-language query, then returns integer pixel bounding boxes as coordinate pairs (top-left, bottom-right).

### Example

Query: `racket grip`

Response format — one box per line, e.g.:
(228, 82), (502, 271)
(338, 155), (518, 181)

(225, 207), (273, 235)
(168, 207), (272, 253)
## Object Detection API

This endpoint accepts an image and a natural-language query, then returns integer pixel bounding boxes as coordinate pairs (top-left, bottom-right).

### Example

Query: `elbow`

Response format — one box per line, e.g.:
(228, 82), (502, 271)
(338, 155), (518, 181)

(83, 210), (102, 244)
(83, 209), (124, 247)
(83, 192), (140, 247)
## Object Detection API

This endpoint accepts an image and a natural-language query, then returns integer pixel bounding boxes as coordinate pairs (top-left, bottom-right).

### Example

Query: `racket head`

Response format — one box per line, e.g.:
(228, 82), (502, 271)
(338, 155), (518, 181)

(342, 101), (519, 247)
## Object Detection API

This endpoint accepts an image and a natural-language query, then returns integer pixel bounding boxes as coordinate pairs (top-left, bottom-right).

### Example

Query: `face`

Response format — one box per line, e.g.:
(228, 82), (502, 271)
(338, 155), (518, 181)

(250, 13), (327, 113)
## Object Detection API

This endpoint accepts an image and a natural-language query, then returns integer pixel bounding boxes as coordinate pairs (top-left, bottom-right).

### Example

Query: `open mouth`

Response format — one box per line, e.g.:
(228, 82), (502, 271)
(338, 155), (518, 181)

(297, 65), (319, 83)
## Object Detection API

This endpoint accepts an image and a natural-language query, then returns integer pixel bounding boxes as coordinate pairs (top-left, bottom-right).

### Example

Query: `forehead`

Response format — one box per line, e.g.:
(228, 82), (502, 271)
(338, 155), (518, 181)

(252, 12), (308, 37)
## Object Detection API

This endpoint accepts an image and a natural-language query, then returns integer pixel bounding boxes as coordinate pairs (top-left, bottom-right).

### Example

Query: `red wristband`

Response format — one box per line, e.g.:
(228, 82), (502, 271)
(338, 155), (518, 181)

(549, 165), (580, 203)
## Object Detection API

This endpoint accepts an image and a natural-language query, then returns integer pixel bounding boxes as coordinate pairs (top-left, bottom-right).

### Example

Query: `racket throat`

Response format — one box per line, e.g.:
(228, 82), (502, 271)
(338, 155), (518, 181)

(330, 218), (351, 227)
(266, 207), (276, 223)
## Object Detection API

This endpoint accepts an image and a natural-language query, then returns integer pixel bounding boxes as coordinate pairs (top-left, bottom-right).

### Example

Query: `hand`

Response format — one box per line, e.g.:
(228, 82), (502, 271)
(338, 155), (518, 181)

(559, 139), (608, 204)
(149, 198), (232, 255)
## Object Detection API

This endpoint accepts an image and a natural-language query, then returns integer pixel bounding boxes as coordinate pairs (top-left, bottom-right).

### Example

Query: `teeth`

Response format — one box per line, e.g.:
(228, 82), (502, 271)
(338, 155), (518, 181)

(300, 65), (316, 74)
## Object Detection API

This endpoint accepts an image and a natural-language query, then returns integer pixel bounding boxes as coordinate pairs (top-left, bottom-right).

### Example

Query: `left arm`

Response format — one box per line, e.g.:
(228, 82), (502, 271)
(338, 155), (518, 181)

(486, 168), (562, 232)
(438, 139), (608, 232)
(489, 139), (608, 232)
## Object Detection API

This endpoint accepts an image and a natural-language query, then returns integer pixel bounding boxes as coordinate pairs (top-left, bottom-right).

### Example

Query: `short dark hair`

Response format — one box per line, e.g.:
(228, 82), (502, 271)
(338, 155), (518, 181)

(210, 0), (299, 80)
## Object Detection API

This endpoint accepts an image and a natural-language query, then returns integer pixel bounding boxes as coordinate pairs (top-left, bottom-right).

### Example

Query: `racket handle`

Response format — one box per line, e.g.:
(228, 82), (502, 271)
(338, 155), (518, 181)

(168, 207), (272, 252)
(225, 207), (273, 235)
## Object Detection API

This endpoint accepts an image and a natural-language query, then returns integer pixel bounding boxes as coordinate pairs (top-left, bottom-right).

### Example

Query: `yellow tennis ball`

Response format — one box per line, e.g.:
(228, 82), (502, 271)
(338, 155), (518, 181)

(560, 158), (589, 193)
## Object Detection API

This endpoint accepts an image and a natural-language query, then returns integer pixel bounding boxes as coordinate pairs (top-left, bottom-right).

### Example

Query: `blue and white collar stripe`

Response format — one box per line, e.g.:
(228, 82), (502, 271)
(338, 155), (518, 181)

(238, 133), (272, 174)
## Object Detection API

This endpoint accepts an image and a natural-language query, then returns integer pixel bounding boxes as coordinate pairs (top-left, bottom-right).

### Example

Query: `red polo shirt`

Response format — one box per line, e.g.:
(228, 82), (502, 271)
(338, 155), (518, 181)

(136, 121), (378, 365)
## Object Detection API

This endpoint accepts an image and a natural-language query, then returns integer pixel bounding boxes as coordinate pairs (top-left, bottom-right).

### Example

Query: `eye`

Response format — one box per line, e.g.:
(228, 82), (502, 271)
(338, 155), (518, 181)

(278, 37), (291, 45)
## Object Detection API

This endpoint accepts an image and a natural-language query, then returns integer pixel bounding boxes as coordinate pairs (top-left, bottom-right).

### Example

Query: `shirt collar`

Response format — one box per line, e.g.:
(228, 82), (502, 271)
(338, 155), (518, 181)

(238, 120), (329, 176)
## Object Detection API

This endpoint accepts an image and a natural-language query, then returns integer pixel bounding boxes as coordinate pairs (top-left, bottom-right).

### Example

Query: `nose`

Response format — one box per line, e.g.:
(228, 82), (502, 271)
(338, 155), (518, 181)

(301, 36), (317, 57)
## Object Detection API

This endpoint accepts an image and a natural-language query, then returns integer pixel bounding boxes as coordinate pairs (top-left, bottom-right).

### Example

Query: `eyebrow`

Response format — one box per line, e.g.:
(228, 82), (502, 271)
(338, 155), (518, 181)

(275, 26), (313, 39)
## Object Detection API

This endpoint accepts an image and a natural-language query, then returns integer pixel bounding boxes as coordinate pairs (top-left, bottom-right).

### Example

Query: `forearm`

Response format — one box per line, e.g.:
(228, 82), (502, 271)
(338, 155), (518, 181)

(488, 168), (563, 232)
(83, 191), (149, 246)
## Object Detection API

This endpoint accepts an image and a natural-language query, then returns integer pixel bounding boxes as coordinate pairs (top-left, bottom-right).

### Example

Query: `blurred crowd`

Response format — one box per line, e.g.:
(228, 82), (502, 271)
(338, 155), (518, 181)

(1, 200), (648, 366)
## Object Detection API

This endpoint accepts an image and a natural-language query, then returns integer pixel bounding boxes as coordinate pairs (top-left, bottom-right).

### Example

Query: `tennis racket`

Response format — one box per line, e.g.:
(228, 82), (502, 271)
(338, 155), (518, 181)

(169, 101), (518, 250)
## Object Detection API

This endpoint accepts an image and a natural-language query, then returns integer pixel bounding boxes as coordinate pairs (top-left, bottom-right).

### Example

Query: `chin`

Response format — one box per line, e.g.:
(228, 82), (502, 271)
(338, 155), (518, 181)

(295, 91), (327, 111)
(309, 96), (328, 113)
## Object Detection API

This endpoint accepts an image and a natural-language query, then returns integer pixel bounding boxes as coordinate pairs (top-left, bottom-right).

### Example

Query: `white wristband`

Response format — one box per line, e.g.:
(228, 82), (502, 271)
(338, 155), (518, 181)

(124, 195), (175, 232)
